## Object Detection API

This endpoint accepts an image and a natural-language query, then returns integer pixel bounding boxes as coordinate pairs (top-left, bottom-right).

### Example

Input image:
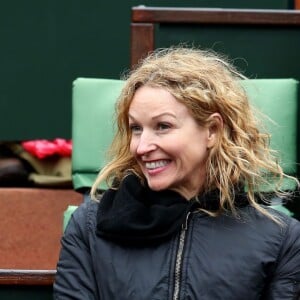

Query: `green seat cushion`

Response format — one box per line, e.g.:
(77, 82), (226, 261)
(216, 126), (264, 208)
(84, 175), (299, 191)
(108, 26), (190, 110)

(241, 79), (298, 191)
(63, 205), (78, 232)
(72, 78), (124, 191)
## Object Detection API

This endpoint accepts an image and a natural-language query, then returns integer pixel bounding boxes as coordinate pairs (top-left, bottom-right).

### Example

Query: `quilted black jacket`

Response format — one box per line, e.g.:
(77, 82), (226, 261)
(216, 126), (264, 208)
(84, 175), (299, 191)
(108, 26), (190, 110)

(54, 176), (300, 299)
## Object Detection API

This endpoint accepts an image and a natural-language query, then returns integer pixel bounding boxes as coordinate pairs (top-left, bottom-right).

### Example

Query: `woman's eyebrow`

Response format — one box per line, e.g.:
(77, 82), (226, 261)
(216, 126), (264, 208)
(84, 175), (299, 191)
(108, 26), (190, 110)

(151, 112), (177, 120)
(129, 112), (177, 121)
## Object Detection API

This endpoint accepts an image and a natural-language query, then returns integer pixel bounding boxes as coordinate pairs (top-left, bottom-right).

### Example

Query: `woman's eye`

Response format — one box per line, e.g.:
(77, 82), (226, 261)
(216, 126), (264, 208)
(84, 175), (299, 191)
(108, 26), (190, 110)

(157, 123), (170, 130)
(129, 124), (142, 133)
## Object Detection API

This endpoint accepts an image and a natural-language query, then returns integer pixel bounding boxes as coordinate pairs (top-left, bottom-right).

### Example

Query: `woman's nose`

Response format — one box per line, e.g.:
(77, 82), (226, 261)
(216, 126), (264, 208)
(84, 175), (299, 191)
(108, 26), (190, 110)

(136, 131), (157, 155)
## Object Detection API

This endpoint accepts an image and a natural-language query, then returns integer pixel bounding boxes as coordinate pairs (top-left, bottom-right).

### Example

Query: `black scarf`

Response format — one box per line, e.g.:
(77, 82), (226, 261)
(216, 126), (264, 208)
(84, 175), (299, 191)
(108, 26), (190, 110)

(96, 174), (248, 244)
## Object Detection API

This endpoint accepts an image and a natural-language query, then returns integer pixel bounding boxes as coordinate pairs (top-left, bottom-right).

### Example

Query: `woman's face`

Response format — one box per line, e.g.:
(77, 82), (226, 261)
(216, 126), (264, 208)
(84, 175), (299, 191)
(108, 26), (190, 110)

(128, 86), (218, 199)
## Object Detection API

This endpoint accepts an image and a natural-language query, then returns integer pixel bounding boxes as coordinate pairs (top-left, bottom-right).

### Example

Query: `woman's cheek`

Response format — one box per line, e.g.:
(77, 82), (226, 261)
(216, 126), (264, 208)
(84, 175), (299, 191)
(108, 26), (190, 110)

(129, 139), (137, 155)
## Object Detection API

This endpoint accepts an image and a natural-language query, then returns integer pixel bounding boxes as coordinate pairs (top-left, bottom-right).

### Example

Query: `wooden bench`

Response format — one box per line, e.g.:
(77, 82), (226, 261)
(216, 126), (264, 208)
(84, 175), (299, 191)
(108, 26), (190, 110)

(0, 188), (82, 297)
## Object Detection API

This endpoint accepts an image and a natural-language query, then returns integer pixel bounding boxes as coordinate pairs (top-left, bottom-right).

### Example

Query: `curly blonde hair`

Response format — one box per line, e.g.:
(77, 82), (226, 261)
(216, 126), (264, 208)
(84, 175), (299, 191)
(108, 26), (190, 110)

(91, 46), (297, 220)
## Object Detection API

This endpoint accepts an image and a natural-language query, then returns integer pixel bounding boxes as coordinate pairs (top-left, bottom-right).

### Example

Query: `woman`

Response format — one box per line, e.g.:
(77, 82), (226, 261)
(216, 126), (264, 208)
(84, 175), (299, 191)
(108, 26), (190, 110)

(54, 47), (300, 299)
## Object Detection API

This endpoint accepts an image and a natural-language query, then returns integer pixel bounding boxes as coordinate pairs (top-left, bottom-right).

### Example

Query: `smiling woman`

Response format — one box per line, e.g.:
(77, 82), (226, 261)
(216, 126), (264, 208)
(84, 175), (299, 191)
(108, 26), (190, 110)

(54, 47), (300, 300)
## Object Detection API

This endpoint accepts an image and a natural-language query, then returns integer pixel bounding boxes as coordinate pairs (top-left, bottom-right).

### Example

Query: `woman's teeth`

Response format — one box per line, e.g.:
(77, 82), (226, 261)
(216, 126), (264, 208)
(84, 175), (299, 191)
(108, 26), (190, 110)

(145, 160), (169, 169)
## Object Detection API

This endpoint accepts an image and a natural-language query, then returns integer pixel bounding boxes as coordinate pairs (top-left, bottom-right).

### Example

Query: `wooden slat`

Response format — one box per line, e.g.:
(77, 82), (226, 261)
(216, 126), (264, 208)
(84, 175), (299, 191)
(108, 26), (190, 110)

(0, 269), (55, 286)
(130, 23), (155, 68)
(132, 6), (300, 26)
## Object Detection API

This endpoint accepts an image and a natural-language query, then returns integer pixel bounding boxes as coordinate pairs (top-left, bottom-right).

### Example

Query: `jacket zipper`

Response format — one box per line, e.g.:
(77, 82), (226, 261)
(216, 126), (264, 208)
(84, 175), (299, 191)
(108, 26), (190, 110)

(173, 212), (191, 300)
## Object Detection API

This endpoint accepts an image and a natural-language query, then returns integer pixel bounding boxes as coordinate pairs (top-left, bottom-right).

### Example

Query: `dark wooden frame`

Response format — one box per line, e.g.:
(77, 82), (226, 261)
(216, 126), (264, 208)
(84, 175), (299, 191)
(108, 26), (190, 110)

(0, 269), (55, 286)
(131, 6), (300, 67)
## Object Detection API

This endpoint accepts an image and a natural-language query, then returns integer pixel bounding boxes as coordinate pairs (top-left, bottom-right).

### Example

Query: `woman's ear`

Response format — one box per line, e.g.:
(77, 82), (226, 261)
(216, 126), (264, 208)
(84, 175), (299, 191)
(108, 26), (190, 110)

(207, 113), (223, 148)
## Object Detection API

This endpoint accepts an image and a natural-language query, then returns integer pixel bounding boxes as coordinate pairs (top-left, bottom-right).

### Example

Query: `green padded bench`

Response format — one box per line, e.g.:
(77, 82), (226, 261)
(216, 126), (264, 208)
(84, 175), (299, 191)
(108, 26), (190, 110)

(72, 78), (125, 192)
(64, 77), (299, 229)
(241, 79), (298, 192)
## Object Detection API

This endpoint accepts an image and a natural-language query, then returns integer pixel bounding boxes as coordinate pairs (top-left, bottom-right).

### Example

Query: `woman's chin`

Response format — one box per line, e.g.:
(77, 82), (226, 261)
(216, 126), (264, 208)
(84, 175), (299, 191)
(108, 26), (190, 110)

(146, 180), (170, 192)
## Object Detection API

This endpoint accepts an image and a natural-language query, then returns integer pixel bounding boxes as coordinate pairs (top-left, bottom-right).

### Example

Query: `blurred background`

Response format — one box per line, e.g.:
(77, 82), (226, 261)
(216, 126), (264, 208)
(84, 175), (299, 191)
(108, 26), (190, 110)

(0, 0), (298, 141)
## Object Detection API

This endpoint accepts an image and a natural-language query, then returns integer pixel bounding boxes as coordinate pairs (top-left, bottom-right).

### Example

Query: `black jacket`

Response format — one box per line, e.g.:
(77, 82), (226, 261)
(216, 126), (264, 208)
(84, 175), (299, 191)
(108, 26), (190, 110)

(54, 175), (300, 299)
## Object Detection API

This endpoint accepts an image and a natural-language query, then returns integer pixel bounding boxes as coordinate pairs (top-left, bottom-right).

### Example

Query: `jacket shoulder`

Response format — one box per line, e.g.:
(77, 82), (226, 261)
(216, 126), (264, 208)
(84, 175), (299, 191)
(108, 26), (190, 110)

(65, 198), (99, 238)
(245, 205), (300, 260)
